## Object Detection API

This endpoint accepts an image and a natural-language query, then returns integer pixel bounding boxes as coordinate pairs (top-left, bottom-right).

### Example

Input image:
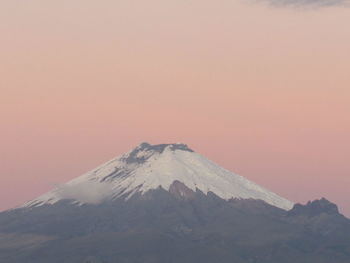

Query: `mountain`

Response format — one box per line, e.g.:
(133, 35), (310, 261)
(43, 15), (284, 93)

(23, 142), (293, 210)
(0, 143), (349, 263)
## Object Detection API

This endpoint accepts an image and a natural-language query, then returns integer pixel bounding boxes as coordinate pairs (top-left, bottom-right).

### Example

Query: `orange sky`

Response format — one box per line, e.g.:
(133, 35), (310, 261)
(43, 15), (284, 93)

(1, 1), (349, 215)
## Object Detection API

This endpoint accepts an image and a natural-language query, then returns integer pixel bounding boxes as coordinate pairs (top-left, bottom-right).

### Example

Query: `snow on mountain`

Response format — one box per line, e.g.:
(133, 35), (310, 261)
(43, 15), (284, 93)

(24, 143), (294, 210)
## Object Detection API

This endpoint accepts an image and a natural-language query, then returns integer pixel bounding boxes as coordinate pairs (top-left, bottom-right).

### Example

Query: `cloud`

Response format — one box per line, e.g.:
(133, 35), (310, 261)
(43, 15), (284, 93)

(256, 0), (349, 8)
(55, 181), (114, 205)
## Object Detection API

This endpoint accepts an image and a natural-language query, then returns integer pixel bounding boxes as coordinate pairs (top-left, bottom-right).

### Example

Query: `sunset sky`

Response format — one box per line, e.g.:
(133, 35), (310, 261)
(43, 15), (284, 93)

(1, 1), (349, 216)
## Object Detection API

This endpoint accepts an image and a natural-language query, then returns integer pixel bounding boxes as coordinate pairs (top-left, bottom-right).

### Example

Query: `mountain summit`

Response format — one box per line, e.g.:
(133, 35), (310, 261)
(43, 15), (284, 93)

(24, 142), (293, 210)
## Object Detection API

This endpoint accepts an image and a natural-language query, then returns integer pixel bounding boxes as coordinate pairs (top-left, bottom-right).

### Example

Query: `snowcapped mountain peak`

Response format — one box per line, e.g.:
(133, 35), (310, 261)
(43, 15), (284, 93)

(120, 142), (194, 165)
(23, 143), (294, 210)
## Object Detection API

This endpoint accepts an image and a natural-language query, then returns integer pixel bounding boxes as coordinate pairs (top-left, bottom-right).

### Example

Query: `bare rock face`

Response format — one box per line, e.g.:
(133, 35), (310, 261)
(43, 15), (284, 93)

(288, 198), (340, 217)
(169, 180), (196, 200)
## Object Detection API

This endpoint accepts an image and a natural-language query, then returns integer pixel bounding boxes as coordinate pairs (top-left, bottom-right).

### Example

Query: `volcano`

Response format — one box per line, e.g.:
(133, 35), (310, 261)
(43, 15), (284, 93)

(0, 143), (349, 263)
(24, 142), (293, 210)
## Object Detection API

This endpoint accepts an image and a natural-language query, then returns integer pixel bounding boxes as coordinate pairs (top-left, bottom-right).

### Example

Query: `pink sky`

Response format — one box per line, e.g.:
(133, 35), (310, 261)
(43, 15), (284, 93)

(1, 1), (349, 216)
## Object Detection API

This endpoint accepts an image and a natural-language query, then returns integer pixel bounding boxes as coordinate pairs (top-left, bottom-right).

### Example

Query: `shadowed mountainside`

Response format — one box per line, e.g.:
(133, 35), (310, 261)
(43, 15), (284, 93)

(0, 185), (349, 263)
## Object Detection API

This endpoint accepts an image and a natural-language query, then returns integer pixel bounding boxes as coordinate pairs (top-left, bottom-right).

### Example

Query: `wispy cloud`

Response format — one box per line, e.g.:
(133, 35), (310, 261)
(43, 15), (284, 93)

(55, 181), (114, 205)
(256, 0), (349, 8)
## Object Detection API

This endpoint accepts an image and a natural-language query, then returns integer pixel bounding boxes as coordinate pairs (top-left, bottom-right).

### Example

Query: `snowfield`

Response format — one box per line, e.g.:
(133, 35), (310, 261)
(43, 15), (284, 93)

(24, 143), (294, 210)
